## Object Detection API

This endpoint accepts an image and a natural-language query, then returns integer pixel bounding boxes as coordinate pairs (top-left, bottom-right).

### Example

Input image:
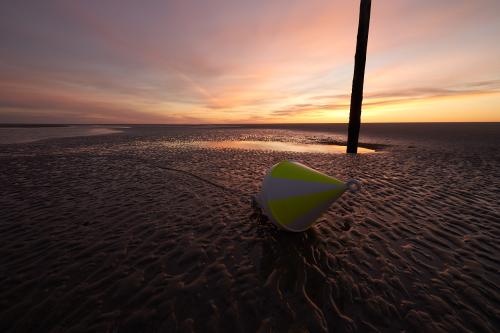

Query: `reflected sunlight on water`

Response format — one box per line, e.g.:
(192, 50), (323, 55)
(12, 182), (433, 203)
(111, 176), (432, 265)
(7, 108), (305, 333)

(194, 140), (375, 154)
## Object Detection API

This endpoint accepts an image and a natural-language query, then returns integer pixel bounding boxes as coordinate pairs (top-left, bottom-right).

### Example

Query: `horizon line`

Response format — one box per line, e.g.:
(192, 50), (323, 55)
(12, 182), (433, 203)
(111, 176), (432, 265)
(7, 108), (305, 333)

(1, 121), (500, 127)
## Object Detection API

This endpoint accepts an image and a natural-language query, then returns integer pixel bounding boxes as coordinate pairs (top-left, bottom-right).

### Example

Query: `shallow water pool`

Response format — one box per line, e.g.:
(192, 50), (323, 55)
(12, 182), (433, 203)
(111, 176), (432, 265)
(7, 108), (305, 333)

(196, 140), (375, 154)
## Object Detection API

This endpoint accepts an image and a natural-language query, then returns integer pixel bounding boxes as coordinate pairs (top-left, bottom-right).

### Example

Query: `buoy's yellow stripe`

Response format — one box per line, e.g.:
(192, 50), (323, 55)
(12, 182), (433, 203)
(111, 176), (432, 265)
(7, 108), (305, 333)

(267, 188), (343, 226)
(270, 160), (343, 185)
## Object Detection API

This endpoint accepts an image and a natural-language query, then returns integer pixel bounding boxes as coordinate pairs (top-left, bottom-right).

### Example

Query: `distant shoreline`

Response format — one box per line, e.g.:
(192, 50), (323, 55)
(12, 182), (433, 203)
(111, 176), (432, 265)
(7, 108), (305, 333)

(0, 126), (123, 144)
(0, 124), (71, 128)
(0, 121), (499, 128)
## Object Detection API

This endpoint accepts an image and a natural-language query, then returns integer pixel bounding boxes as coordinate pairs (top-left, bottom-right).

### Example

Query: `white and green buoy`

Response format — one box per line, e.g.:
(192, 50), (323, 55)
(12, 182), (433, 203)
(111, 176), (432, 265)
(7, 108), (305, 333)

(257, 160), (360, 232)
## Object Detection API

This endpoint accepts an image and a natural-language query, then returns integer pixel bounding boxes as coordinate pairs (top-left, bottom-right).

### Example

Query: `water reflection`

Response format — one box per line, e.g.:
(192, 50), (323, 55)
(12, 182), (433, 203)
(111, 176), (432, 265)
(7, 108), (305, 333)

(197, 140), (375, 154)
(0, 126), (123, 144)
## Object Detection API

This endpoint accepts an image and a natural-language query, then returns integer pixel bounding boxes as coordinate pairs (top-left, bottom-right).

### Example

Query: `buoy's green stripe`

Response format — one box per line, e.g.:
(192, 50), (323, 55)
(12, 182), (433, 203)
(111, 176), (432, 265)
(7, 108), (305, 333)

(267, 188), (342, 226)
(270, 160), (343, 185)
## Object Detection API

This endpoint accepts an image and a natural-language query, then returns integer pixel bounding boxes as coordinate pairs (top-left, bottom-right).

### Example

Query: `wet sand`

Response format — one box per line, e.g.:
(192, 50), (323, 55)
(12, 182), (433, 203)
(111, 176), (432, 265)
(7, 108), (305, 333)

(0, 125), (124, 145)
(0, 124), (499, 332)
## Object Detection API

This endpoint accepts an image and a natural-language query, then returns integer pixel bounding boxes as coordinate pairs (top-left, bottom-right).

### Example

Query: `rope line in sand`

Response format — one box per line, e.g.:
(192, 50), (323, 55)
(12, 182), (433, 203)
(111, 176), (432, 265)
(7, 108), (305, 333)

(132, 157), (246, 196)
(110, 156), (354, 230)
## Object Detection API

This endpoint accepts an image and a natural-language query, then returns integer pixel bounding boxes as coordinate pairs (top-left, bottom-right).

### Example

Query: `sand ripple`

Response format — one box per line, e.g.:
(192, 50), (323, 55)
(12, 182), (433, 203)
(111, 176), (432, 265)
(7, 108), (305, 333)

(0, 128), (499, 332)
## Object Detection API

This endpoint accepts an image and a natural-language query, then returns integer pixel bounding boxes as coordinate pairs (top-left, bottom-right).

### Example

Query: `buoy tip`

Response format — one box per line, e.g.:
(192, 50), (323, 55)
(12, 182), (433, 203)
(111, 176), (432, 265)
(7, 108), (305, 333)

(346, 179), (361, 193)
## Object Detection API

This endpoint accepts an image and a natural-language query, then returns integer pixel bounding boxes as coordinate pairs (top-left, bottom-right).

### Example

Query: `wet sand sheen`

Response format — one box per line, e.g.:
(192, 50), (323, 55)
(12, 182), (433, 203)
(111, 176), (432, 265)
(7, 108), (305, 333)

(0, 126), (124, 144)
(171, 140), (375, 154)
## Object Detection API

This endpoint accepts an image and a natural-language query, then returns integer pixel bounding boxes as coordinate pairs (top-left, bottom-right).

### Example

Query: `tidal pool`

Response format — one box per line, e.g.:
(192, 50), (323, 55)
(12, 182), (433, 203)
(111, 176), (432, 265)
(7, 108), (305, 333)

(195, 140), (375, 154)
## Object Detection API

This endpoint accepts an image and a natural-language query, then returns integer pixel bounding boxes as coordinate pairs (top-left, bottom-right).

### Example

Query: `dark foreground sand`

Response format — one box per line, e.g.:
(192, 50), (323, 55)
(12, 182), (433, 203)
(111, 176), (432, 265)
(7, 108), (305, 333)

(0, 124), (499, 332)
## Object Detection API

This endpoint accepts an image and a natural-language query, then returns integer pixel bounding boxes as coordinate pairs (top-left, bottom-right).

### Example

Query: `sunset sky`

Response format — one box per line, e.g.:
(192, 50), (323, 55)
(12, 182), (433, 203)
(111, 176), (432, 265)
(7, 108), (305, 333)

(1, 0), (499, 124)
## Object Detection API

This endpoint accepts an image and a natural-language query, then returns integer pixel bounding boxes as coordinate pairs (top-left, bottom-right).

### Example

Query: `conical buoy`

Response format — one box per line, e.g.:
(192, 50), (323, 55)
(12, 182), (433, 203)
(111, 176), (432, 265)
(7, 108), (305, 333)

(257, 160), (360, 232)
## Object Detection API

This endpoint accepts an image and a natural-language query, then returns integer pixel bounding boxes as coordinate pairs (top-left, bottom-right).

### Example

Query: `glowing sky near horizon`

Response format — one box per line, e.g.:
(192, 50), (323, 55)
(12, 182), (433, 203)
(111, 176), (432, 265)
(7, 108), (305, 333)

(1, 0), (499, 123)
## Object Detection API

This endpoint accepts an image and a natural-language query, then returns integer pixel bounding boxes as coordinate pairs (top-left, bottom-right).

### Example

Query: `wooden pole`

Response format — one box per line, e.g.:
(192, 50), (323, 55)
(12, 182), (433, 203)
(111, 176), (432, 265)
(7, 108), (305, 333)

(347, 0), (371, 153)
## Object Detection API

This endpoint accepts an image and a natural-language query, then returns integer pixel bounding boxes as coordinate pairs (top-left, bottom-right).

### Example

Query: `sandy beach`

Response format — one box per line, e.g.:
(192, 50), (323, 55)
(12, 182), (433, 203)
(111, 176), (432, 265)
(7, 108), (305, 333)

(0, 123), (499, 332)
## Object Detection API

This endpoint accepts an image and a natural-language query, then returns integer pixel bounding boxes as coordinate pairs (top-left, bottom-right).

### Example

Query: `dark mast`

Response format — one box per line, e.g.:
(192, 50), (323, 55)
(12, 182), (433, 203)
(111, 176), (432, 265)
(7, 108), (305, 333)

(347, 0), (372, 153)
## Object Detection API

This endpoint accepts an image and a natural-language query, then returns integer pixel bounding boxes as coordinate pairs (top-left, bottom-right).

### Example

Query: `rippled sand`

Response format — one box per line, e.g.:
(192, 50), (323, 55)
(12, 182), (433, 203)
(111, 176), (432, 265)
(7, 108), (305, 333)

(0, 125), (499, 332)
